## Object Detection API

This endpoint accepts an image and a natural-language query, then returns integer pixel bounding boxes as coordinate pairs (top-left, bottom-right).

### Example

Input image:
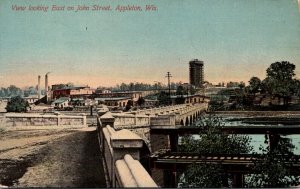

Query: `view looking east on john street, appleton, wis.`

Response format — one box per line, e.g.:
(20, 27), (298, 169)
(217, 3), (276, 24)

(1, 0), (300, 188)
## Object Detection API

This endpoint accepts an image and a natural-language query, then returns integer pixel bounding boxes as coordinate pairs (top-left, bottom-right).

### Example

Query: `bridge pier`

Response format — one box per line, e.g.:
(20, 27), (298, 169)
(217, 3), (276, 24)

(169, 133), (179, 152)
(268, 132), (280, 151)
(232, 173), (244, 188)
(163, 168), (177, 188)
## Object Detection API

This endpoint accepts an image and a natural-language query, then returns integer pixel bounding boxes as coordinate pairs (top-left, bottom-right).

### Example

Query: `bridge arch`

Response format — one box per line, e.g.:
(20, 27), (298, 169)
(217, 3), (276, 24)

(180, 119), (184, 126)
(185, 117), (189, 126)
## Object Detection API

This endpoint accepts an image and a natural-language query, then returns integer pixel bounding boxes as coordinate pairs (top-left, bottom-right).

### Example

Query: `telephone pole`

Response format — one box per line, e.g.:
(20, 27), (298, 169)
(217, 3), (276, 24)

(165, 72), (172, 105)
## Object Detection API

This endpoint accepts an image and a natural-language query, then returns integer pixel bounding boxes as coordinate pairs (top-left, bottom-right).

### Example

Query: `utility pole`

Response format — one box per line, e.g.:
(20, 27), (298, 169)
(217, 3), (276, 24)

(165, 72), (172, 105)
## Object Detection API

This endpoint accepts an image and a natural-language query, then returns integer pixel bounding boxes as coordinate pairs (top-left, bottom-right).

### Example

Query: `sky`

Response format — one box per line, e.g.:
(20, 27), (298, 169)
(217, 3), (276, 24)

(0, 0), (300, 88)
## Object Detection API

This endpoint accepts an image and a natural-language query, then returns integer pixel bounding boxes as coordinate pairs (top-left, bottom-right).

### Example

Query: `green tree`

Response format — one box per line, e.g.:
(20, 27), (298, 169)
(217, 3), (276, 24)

(0, 88), (6, 97)
(178, 115), (252, 187)
(157, 91), (169, 105)
(6, 96), (29, 112)
(124, 100), (133, 111)
(295, 79), (300, 99)
(7, 85), (22, 97)
(248, 77), (261, 94)
(137, 97), (145, 106)
(247, 136), (300, 187)
(120, 83), (128, 91)
(239, 81), (246, 89)
(176, 86), (185, 96)
(264, 61), (296, 106)
(175, 86), (186, 104)
(0, 86), (22, 97)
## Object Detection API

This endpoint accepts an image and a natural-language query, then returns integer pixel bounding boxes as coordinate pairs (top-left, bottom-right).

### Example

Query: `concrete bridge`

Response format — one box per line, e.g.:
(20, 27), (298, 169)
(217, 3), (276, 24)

(96, 102), (209, 187)
(99, 103), (208, 150)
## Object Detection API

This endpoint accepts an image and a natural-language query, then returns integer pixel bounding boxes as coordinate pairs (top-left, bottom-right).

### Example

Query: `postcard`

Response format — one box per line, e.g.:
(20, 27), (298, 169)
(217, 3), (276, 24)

(0, 0), (300, 188)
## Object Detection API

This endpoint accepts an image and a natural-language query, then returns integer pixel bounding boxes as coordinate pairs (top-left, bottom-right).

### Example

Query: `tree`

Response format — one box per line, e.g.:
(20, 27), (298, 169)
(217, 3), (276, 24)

(264, 61), (296, 106)
(137, 97), (145, 106)
(208, 95), (227, 111)
(124, 100), (133, 111)
(247, 136), (300, 187)
(175, 86), (186, 104)
(157, 91), (169, 105)
(120, 83), (128, 92)
(0, 86), (22, 97)
(6, 96), (29, 112)
(248, 77), (261, 94)
(0, 88), (7, 97)
(239, 81), (246, 89)
(23, 86), (37, 97)
(294, 80), (300, 100)
(176, 86), (185, 96)
(7, 85), (22, 96)
(178, 115), (252, 187)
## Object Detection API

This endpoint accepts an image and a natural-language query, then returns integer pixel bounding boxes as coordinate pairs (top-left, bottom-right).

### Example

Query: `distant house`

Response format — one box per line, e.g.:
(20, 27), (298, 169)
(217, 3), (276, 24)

(144, 99), (159, 107)
(95, 97), (131, 107)
(95, 91), (143, 102)
(24, 95), (39, 104)
(71, 98), (93, 107)
(52, 97), (70, 109)
(51, 85), (95, 99)
(95, 88), (112, 94)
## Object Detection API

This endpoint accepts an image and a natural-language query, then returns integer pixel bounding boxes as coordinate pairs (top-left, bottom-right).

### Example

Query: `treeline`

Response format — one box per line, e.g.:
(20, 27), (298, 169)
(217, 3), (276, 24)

(111, 82), (181, 92)
(211, 61), (300, 110)
(0, 85), (43, 97)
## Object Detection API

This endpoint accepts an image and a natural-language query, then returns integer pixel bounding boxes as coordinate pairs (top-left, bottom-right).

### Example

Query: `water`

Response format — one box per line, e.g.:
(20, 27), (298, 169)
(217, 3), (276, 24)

(247, 134), (300, 154)
(189, 115), (300, 154)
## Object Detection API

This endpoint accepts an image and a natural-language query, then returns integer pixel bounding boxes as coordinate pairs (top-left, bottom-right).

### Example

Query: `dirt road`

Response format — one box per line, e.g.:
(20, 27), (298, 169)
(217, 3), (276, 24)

(0, 127), (106, 187)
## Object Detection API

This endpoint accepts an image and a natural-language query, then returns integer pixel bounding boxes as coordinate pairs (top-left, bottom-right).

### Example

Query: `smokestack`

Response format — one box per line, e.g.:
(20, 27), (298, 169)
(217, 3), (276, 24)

(45, 72), (51, 103)
(45, 72), (50, 94)
(38, 75), (41, 99)
(45, 74), (48, 93)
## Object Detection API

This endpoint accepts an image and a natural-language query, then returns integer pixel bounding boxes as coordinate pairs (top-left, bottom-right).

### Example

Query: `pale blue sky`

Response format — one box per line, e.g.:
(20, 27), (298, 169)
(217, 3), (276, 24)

(0, 0), (299, 87)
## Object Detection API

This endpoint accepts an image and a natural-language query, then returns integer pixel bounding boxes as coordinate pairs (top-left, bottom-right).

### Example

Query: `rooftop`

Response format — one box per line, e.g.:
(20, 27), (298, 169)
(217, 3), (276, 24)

(53, 97), (70, 104)
(95, 97), (131, 101)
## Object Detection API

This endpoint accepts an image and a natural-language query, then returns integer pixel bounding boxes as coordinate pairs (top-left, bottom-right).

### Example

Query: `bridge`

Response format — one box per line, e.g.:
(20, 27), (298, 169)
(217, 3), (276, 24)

(150, 150), (300, 187)
(96, 102), (300, 187)
(151, 150), (300, 171)
(96, 102), (209, 187)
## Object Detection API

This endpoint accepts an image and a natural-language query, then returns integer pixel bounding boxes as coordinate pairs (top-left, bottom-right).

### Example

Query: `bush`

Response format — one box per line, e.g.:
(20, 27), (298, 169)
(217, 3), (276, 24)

(6, 96), (29, 112)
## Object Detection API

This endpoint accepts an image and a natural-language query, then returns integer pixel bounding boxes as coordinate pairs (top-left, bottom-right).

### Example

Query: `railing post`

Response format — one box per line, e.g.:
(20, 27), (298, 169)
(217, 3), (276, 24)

(100, 112), (115, 127)
(111, 129), (144, 187)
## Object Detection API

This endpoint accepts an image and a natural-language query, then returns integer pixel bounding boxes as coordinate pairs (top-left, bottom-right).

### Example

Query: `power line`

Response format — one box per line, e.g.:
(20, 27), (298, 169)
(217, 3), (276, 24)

(165, 72), (172, 105)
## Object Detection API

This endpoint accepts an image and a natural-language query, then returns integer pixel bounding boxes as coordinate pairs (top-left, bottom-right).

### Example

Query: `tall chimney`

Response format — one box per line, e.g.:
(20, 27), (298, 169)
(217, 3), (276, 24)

(45, 72), (50, 103)
(45, 74), (48, 93)
(38, 75), (41, 99)
(45, 72), (50, 94)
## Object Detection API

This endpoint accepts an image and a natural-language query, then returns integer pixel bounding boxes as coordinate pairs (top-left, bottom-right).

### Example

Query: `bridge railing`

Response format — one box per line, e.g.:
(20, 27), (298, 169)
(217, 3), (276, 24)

(127, 104), (190, 116)
(4, 112), (87, 128)
(115, 154), (158, 187)
(112, 113), (151, 127)
(150, 114), (176, 127)
(97, 112), (158, 188)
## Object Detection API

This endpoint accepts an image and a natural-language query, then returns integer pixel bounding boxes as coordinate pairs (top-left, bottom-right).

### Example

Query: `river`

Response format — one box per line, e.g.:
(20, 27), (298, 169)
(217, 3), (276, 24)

(189, 114), (300, 154)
